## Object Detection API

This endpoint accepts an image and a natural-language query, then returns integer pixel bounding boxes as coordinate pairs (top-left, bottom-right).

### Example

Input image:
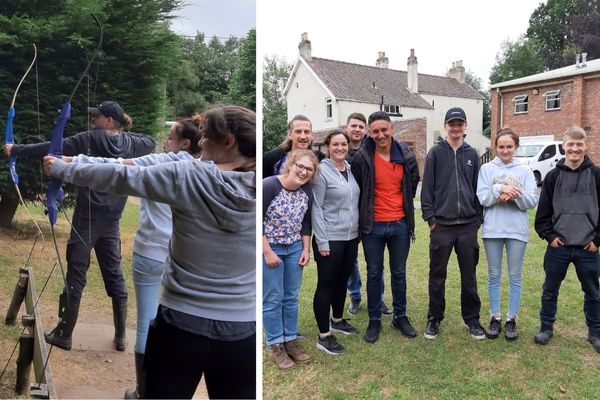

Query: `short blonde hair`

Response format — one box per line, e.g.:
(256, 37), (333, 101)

(563, 126), (587, 141)
(282, 149), (320, 183)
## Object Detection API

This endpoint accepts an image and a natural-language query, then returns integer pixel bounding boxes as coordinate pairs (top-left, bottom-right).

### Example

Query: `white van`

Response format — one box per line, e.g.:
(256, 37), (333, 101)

(514, 136), (564, 186)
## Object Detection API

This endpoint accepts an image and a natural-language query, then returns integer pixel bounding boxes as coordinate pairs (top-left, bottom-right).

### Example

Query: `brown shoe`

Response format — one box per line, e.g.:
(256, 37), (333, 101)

(284, 339), (311, 364)
(269, 343), (295, 370)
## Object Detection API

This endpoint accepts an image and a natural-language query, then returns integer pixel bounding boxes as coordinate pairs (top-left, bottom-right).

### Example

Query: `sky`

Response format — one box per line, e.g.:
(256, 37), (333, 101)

(258, 0), (544, 88)
(169, 0), (256, 39)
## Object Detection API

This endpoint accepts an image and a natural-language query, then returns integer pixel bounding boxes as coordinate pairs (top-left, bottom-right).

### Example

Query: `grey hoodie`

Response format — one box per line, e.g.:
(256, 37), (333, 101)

(49, 158), (256, 322)
(311, 158), (360, 252)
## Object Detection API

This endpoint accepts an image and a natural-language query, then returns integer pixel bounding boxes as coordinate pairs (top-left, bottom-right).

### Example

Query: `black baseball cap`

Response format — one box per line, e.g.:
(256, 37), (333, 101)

(88, 101), (125, 124)
(444, 107), (467, 123)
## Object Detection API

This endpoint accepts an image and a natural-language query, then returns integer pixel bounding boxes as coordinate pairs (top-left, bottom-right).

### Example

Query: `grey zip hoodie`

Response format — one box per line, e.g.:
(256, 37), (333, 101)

(311, 158), (360, 252)
(48, 158), (256, 322)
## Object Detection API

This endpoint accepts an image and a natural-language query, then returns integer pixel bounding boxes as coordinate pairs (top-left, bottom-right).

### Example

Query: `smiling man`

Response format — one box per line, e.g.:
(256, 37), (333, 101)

(534, 126), (600, 354)
(263, 115), (320, 178)
(350, 111), (420, 343)
(421, 107), (485, 341)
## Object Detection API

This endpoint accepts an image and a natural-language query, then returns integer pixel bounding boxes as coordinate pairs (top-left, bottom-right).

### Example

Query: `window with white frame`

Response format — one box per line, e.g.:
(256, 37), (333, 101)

(325, 98), (332, 118)
(384, 104), (400, 115)
(511, 94), (528, 114)
(544, 89), (561, 111)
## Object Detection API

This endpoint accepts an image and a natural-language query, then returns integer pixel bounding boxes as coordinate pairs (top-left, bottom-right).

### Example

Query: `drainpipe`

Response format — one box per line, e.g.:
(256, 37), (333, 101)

(496, 87), (503, 129)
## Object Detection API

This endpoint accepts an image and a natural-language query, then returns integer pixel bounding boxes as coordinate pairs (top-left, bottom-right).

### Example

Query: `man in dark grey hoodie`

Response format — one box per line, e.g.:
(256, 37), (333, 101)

(534, 126), (600, 354)
(421, 107), (484, 340)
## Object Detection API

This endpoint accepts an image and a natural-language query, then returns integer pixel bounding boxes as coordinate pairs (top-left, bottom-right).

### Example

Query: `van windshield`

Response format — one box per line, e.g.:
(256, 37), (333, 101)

(514, 145), (544, 157)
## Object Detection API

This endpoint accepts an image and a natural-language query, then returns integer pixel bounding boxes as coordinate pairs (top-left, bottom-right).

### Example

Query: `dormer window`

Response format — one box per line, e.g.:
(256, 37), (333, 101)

(384, 104), (401, 116)
(511, 94), (528, 114)
(544, 89), (561, 111)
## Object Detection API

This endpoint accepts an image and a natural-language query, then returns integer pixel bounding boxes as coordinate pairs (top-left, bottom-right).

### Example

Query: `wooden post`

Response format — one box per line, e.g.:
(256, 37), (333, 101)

(15, 334), (34, 396)
(5, 269), (29, 325)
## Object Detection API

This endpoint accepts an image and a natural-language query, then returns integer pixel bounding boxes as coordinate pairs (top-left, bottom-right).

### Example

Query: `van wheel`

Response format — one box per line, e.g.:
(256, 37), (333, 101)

(534, 171), (542, 187)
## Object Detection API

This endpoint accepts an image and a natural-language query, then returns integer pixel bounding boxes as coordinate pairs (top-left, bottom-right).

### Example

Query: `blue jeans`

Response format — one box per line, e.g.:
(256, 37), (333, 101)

(540, 245), (600, 331)
(262, 241), (304, 346)
(361, 219), (411, 320)
(131, 252), (164, 354)
(483, 238), (527, 318)
(347, 258), (385, 301)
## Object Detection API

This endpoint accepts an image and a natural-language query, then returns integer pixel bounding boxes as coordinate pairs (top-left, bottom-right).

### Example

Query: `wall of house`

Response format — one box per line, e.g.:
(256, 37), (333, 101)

(490, 75), (600, 164)
(286, 63), (333, 130)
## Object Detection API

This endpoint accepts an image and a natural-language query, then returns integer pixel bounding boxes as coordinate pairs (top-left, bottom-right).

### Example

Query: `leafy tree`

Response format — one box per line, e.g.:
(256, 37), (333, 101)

(0, 0), (183, 227)
(263, 55), (291, 151)
(464, 71), (491, 137)
(489, 36), (546, 85)
(225, 28), (256, 110)
(567, 1), (600, 59)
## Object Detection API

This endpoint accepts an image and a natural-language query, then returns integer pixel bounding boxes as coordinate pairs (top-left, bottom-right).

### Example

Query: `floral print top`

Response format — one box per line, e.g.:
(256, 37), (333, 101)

(263, 175), (313, 245)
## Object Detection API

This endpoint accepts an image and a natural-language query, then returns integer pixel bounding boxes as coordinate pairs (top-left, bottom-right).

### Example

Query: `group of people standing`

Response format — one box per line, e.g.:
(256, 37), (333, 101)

(262, 107), (600, 370)
(5, 101), (257, 399)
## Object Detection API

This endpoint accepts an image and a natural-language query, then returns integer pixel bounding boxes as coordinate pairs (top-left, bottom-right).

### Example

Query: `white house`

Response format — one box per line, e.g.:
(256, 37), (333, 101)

(283, 33), (489, 155)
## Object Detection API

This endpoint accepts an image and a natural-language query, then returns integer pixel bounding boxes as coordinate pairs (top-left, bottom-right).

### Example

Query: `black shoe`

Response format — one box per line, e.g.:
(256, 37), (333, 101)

(364, 319), (382, 343)
(316, 334), (345, 355)
(485, 317), (502, 339)
(504, 318), (518, 341)
(348, 298), (361, 315)
(468, 320), (485, 340)
(534, 324), (553, 345)
(424, 318), (440, 340)
(380, 300), (393, 316)
(391, 316), (417, 338)
(330, 318), (359, 335)
(587, 331), (600, 353)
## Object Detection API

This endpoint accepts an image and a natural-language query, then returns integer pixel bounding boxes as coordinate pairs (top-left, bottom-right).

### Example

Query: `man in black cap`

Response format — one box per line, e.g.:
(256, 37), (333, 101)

(4, 100), (155, 352)
(420, 107), (485, 340)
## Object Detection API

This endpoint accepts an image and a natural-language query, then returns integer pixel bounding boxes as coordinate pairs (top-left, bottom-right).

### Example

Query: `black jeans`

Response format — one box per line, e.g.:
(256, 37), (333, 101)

(313, 238), (359, 333)
(144, 312), (256, 399)
(65, 217), (127, 301)
(427, 221), (481, 323)
(540, 245), (600, 331)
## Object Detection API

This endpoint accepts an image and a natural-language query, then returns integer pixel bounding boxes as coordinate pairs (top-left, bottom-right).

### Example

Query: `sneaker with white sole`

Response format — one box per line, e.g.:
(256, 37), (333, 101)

(316, 334), (345, 355)
(468, 320), (486, 340)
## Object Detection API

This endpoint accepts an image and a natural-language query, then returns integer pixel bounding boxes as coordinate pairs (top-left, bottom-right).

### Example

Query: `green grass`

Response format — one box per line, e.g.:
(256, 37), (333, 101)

(263, 210), (600, 399)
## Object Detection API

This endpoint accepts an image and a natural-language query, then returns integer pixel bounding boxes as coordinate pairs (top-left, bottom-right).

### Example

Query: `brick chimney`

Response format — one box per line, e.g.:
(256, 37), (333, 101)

(447, 60), (465, 83)
(407, 48), (418, 93)
(299, 32), (312, 60)
(376, 51), (389, 69)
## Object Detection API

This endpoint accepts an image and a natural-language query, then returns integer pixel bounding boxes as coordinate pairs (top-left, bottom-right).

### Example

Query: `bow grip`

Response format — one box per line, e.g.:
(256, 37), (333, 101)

(5, 107), (19, 184)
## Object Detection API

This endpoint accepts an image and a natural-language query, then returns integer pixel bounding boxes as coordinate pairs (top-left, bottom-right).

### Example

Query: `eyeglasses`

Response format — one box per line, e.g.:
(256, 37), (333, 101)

(294, 162), (315, 174)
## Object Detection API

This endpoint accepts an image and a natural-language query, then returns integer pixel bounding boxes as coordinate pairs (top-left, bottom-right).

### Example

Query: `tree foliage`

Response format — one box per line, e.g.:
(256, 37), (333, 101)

(489, 36), (546, 84)
(490, 0), (600, 84)
(262, 55), (291, 151)
(225, 28), (256, 110)
(0, 0), (183, 226)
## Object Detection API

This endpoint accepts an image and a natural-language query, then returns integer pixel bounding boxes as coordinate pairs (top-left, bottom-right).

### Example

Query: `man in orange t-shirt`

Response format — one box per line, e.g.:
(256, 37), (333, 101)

(350, 111), (420, 344)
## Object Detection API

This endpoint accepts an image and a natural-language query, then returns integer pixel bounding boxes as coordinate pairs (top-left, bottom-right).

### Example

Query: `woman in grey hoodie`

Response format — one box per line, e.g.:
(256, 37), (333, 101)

(312, 130), (360, 355)
(44, 105), (256, 399)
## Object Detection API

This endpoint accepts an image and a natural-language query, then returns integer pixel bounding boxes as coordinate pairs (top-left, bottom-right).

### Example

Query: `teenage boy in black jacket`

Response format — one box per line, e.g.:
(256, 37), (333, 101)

(533, 126), (600, 353)
(420, 107), (485, 340)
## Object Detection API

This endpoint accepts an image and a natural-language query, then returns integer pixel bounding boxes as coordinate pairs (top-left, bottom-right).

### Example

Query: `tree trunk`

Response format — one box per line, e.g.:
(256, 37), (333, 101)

(0, 192), (20, 228)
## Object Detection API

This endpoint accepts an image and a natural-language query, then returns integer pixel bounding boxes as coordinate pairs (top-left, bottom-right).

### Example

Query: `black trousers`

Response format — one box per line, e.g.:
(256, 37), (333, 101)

(427, 221), (481, 323)
(313, 238), (359, 333)
(144, 312), (256, 399)
(64, 217), (127, 301)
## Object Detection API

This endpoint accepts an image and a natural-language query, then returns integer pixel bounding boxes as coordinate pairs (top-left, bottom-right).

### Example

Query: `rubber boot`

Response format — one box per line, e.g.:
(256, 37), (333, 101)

(45, 294), (80, 351)
(113, 297), (128, 351)
(124, 352), (145, 399)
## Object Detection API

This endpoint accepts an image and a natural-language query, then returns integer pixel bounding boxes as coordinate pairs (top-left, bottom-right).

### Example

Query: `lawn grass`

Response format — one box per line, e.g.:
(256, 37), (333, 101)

(263, 210), (600, 399)
(0, 202), (140, 398)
